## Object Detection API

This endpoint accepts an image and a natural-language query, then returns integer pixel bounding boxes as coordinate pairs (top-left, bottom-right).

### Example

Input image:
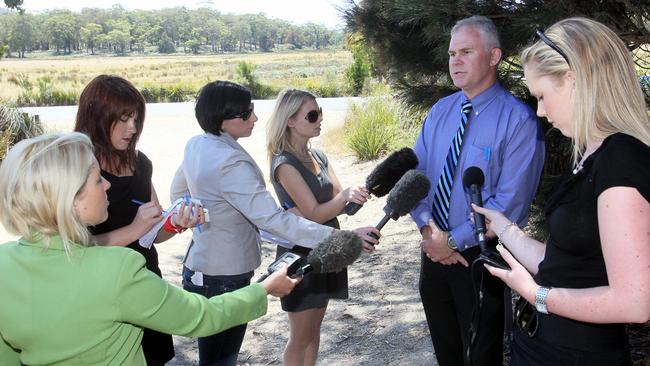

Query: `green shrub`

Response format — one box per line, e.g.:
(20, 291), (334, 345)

(344, 97), (420, 160)
(0, 105), (45, 161)
(139, 83), (197, 103)
(235, 61), (278, 99)
(10, 75), (78, 107)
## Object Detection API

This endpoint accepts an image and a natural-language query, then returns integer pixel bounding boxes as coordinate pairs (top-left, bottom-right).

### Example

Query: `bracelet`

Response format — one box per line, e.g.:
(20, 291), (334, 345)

(497, 222), (517, 238)
(163, 214), (187, 234)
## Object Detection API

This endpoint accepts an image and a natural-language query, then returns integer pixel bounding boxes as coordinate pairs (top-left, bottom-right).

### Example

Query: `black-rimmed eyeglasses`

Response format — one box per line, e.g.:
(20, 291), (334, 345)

(535, 28), (570, 67)
(229, 102), (255, 121)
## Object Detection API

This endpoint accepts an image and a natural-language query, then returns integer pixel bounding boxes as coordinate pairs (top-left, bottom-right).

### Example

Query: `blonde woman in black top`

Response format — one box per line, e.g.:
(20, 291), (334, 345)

(473, 18), (650, 365)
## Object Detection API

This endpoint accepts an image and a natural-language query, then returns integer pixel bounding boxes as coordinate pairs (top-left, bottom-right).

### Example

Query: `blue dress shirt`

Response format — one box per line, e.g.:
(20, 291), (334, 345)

(411, 82), (545, 251)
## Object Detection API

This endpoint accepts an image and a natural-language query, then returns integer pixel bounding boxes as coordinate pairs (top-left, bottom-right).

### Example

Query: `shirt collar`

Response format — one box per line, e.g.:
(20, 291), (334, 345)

(463, 81), (502, 117)
(18, 234), (84, 251)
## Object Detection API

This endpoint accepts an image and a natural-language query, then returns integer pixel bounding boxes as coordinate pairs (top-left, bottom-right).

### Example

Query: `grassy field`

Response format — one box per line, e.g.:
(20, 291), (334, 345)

(0, 49), (352, 101)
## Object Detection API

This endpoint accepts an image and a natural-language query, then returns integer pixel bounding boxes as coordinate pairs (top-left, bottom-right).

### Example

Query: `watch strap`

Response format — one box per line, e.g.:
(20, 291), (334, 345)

(534, 286), (551, 314)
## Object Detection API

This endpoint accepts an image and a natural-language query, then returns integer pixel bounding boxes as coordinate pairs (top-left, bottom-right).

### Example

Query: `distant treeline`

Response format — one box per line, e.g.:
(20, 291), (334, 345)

(0, 6), (343, 57)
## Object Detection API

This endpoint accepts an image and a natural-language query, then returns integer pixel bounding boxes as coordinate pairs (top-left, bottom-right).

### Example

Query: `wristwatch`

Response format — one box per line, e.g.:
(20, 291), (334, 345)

(447, 233), (458, 251)
(534, 286), (552, 314)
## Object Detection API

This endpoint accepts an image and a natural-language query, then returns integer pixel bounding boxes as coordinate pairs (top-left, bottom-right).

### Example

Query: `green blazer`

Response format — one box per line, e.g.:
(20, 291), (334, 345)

(0, 235), (268, 365)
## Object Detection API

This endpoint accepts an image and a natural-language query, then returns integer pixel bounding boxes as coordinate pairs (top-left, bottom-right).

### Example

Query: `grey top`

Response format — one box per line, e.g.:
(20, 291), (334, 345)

(271, 149), (339, 230)
(170, 132), (333, 276)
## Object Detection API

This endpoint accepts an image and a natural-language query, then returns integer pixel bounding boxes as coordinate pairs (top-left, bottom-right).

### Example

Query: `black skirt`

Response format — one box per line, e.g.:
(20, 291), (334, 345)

(276, 245), (348, 312)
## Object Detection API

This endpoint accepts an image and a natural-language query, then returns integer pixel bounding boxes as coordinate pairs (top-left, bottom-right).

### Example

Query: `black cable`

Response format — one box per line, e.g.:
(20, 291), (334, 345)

(465, 257), (487, 366)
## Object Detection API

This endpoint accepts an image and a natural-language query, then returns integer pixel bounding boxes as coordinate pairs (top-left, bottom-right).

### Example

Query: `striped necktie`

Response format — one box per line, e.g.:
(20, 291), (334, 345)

(432, 100), (473, 231)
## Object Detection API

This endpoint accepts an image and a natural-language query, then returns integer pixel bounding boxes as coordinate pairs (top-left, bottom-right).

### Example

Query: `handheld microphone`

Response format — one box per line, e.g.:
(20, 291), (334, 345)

(462, 166), (510, 270)
(368, 169), (431, 243)
(345, 147), (418, 215)
(462, 166), (488, 251)
(256, 230), (363, 282)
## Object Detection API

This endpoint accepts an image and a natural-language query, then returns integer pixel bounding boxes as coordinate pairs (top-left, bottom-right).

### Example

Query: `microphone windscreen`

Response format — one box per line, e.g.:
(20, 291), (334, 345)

(307, 230), (362, 273)
(365, 148), (418, 197)
(462, 166), (485, 188)
(385, 169), (431, 217)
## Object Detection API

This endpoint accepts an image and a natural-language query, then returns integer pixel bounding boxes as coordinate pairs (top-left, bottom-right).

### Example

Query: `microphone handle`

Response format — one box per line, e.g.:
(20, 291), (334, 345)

(344, 202), (362, 216)
(367, 214), (391, 242)
(256, 273), (269, 283)
(470, 184), (488, 252)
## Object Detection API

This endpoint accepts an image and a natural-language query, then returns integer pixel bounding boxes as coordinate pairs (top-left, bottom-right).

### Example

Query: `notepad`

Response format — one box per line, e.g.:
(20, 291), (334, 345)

(138, 197), (207, 248)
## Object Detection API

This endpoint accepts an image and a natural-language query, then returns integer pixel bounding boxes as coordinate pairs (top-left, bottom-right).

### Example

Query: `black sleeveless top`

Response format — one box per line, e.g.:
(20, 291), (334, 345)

(271, 149), (340, 230)
(90, 152), (160, 276)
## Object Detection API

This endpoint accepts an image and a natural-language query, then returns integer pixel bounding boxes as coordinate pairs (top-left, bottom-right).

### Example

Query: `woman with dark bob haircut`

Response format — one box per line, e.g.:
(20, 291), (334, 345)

(171, 80), (380, 365)
(74, 75), (204, 365)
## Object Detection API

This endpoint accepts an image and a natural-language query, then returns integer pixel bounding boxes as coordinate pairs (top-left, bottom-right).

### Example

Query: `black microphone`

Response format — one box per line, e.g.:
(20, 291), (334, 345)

(462, 166), (488, 252)
(368, 169), (431, 242)
(256, 230), (363, 282)
(462, 166), (510, 270)
(345, 147), (418, 215)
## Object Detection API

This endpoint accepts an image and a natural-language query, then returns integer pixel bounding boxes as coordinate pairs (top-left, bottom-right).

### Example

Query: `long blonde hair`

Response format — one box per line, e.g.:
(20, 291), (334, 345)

(521, 17), (650, 166)
(266, 88), (317, 166)
(0, 132), (96, 253)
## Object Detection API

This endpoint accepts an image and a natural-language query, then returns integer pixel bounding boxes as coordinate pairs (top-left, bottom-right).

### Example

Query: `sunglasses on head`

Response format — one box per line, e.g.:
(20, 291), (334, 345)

(305, 107), (323, 123)
(230, 103), (255, 121)
(535, 28), (570, 67)
(515, 298), (539, 338)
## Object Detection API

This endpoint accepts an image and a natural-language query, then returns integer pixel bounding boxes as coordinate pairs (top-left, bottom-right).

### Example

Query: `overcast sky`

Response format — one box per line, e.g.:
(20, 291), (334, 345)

(11, 0), (352, 28)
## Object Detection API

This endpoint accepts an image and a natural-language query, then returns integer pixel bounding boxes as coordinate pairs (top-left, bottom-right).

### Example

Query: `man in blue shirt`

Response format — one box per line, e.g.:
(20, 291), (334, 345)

(410, 16), (545, 366)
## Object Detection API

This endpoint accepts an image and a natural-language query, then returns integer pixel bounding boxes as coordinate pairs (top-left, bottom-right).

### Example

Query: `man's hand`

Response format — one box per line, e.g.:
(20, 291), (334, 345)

(420, 219), (469, 267)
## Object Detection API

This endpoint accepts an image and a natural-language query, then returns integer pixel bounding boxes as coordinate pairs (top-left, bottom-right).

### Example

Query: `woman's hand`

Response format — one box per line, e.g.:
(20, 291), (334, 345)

(352, 226), (381, 253)
(471, 204), (512, 238)
(484, 245), (538, 303)
(131, 201), (164, 236)
(342, 186), (370, 205)
(172, 201), (206, 228)
(261, 264), (301, 298)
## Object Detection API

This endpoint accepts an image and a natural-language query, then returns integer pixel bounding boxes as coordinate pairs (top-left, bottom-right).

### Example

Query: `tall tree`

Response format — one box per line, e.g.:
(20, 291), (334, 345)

(344, 0), (650, 108)
(80, 22), (102, 54)
(8, 12), (33, 57)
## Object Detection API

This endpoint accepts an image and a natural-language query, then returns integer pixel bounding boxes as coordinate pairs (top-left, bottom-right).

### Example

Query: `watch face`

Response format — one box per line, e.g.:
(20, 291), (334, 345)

(447, 235), (457, 250)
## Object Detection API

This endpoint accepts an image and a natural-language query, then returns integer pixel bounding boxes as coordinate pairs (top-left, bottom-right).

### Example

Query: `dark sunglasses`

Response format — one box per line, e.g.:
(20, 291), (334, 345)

(230, 103), (255, 121)
(514, 298), (539, 337)
(305, 107), (323, 123)
(535, 28), (570, 67)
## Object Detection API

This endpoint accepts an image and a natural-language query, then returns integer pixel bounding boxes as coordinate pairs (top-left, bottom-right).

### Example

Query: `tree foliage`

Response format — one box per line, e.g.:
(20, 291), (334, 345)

(0, 7), (342, 57)
(343, 0), (650, 109)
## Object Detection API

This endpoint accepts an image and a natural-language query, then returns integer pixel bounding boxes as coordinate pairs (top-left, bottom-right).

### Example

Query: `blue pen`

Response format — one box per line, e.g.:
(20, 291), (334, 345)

(485, 146), (491, 161)
(131, 199), (145, 205)
(185, 194), (202, 233)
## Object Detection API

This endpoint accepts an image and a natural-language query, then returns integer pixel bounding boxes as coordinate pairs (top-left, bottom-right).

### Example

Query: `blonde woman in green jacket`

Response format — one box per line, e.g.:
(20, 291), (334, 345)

(0, 132), (299, 365)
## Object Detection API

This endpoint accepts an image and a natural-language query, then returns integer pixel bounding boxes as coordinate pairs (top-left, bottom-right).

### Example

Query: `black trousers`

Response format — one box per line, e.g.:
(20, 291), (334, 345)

(419, 246), (505, 366)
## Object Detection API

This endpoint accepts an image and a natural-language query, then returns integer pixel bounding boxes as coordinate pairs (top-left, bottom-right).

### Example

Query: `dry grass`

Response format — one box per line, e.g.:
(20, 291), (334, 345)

(0, 50), (352, 101)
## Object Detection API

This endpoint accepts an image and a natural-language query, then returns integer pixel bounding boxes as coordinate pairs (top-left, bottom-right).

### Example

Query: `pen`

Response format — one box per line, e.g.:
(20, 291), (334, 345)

(185, 194), (202, 233)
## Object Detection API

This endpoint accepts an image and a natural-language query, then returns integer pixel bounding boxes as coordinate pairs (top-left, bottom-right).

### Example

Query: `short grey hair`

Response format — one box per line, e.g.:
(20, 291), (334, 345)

(451, 15), (501, 50)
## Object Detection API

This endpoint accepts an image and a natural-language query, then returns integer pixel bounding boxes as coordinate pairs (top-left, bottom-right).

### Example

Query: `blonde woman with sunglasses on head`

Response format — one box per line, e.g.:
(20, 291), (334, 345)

(266, 88), (375, 366)
(0, 133), (300, 366)
(473, 18), (650, 365)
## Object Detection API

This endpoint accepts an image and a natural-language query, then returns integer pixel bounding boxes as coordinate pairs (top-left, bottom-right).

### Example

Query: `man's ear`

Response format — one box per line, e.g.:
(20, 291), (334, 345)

(489, 48), (502, 67)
